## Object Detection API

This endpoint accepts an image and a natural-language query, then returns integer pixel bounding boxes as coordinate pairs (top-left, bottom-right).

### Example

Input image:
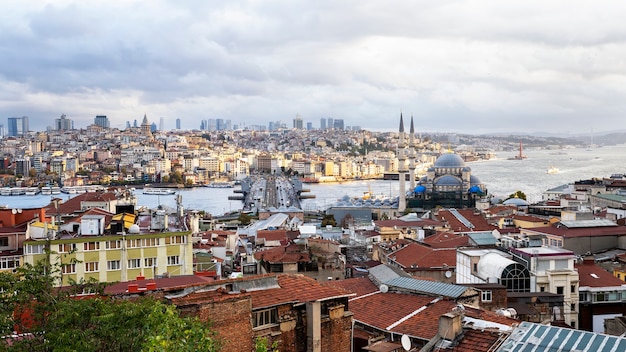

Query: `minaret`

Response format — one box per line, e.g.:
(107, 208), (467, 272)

(408, 115), (417, 191)
(398, 113), (407, 213)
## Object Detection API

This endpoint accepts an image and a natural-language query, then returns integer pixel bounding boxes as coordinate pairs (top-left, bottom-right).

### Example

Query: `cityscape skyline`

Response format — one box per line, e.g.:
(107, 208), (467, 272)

(3, 2), (626, 134)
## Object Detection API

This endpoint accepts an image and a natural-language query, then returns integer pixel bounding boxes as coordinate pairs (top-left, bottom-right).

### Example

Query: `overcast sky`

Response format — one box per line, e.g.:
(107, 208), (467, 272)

(2, 1), (626, 134)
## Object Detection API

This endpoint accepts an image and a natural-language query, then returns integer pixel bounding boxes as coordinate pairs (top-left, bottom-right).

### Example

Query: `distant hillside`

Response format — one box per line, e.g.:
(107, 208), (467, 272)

(571, 132), (626, 146)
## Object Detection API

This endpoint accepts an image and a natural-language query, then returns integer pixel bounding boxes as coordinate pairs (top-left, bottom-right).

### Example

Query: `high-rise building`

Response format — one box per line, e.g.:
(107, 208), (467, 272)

(151, 123), (157, 133)
(333, 119), (344, 130)
(327, 118), (334, 130)
(159, 117), (164, 131)
(216, 119), (224, 131)
(320, 118), (326, 130)
(293, 114), (303, 129)
(7, 116), (28, 136)
(94, 115), (110, 128)
(176, 118), (181, 130)
(55, 114), (74, 131)
(306, 122), (313, 130)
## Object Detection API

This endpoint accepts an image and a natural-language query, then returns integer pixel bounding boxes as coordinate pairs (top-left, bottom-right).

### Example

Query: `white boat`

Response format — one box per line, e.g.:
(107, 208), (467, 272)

(546, 166), (559, 174)
(0, 188), (11, 196)
(11, 187), (26, 196)
(25, 187), (40, 196)
(51, 186), (61, 195)
(143, 188), (176, 195)
(206, 182), (234, 188)
(41, 186), (52, 195)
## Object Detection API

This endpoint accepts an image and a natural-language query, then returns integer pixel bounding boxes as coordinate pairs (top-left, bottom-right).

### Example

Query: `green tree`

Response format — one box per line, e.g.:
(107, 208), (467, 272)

(0, 261), (220, 351)
(507, 190), (527, 200)
(238, 212), (252, 225)
(321, 214), (336, 227)
(255, 336), (279, 352)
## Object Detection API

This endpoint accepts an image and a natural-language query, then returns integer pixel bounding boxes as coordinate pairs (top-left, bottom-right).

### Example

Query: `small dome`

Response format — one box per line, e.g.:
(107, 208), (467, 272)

(434, 153), (466, 168)
(341, 194), (351, 202)
(434, 175), (462, 186)
(128, 224), (140, 234)
(470, 175), (482, 186)
(414, 185), (427, 193)
(503, 197), (529, 206)
(490, 196), (503, 205)
(468, 185), (482, 193)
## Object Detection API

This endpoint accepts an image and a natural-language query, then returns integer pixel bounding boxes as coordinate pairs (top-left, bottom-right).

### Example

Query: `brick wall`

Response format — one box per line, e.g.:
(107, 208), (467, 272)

(178, 295), (253, 352)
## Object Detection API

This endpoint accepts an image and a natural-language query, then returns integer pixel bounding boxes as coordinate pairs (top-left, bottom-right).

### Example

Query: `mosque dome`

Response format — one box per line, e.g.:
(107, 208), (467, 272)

(434, 175), (462, 186)
(470, 175), (482, 186)
(414, 185), (427, 193)
(503, 197), (529, 206)
(468, 185), (482, 193)
(434, 153), (466, 168)
(128, 224), (140, 234)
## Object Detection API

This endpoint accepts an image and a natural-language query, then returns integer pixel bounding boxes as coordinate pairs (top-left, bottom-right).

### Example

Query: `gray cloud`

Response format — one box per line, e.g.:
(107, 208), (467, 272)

(1, 1), (626, 133)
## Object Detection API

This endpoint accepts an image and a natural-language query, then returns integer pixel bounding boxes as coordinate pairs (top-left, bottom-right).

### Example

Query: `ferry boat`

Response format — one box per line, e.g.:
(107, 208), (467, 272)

(51, 186), (61, 195)
(41, 186), (52, 195)
(143, 188), (176, 195)
(0, 188), (11, 196)
(206, 182), (234, 188)
(25, 187), (40, 196)
(11, 187), (26, 196)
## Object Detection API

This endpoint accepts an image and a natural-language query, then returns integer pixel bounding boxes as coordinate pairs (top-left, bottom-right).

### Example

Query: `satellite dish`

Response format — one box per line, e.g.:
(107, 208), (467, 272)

(445, 271), (452, 278)
(380, 284), (389, 293)
(401, 334), (411, 351)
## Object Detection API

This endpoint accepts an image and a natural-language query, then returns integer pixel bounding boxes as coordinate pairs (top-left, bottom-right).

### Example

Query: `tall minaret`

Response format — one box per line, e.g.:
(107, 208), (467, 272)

(398, 113), (407, 213)
(408, 116), (417, 191)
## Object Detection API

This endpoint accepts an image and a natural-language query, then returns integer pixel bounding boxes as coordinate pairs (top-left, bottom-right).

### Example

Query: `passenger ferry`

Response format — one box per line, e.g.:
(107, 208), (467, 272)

(143, 188), (176, 195)
(41, 186), (52, 195)
(25, 187), (40, 196)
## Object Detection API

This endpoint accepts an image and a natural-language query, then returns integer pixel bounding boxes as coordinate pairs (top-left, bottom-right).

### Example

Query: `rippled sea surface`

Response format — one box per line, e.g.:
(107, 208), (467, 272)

(3, 145), (626, 216)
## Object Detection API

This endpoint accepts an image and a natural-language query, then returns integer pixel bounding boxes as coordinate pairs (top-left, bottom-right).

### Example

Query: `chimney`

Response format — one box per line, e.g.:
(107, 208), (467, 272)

(439, 311), (464, 341)
(128, 284), (139, 293)
(39, 208), (46, 222)
(136, 275), (145, 281)
(146, 281), (157, 290)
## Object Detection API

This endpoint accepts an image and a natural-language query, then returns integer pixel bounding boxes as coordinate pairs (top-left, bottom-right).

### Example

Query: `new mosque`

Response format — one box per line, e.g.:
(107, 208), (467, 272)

(396, 114), (488, 211)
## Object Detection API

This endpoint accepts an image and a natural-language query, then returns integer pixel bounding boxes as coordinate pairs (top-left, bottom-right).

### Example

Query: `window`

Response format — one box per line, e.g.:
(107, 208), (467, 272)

(58, 243), (76, 253)
(0, 237), (8, 246)
(473, 263), (478, 272)
(481, 290), (492, 302)
(128, 259), (141, 269)
(144, 257), (157, 268)
(83, 242), (100, 251)
(142, 238), (159, 247)
(571, 321), (576, 328)
(0, 256), (19, 269)
(26, 244), (45, 254)
(107, 260), (121, 271)
(106, 240), (121, 249)
(166, 236), (186, 244)
(253, 308), (278, 328)
(62, 264), (76, 274)
(167, 256), (180, 265)
(540, 286), (545, 292)
(557, 286), (564, 295)
(127, 239), (141, 248)
(85, 262), (99, 272)
(571, 285), (576, 293)
(570, 303), (576, 312)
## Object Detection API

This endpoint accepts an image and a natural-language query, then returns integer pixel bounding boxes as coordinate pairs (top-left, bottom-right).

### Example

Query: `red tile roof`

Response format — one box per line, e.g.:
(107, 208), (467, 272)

(104, 275), (215, 295)
(375, 219), (443, 228)
(436, 328), (507, 352)
(390, 242), (456, 269)
(350, 292), (517, 340)
(45, 192), (117, 215)
(576, 259), (626, 288)
(436, 209), (496, 233)
(248, 274), (354, 309)
(256, 229), (289, 241)
(253, 243), (310, 263)
(324, 277), (379, 298)
(423, 232), (470, 249)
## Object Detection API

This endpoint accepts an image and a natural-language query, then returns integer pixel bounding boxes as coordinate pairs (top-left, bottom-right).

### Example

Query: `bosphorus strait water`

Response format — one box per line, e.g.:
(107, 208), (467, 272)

(2, 145), (626, 215)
